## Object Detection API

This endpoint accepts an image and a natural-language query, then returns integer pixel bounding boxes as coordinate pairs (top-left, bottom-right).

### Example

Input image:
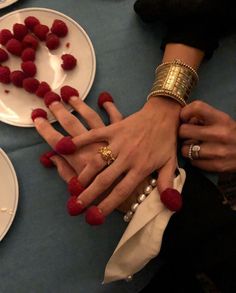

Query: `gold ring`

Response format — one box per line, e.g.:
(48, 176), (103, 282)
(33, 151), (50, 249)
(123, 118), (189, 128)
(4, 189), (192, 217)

(98, 146), (116, 165)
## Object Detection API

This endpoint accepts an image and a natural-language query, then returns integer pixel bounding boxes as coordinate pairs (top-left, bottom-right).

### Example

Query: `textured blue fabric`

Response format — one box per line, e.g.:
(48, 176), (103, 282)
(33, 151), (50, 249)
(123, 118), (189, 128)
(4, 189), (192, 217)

(0, 0), (236, 292)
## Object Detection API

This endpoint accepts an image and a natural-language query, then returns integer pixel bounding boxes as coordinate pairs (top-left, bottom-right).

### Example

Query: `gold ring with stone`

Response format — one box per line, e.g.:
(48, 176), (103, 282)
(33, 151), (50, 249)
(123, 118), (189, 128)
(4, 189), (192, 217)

(98, 146), (116, 165)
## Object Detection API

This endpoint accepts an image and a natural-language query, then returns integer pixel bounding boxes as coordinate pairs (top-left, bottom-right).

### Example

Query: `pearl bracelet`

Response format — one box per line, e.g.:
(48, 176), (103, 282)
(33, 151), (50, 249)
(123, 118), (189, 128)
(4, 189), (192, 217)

(123, 178), (157, 222)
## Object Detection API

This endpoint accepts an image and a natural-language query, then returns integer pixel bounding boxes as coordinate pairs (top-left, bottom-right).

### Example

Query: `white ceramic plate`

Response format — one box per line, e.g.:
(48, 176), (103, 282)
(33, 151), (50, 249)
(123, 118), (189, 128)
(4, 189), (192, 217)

(0, 0), (18, 9)
(0, 8), (96, 127)
(0, 148), (19, 241)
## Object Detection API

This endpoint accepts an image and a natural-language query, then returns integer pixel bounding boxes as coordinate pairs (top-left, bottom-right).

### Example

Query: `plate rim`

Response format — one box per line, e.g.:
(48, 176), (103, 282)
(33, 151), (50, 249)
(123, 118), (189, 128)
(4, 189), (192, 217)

(0, 148), (19, 241)
(0, 7), (96, 127)
(0, 0), (18, 10)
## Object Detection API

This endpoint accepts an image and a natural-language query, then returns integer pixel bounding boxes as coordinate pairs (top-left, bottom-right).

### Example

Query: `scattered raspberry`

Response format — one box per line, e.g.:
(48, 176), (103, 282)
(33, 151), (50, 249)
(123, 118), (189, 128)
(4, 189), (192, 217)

(67, 196), (84, 216)
(10, 70), (26, 87)
(0, 48), (9, 62)
(44, 91), (61, 107)
(51, 19), (68, 37)
(160, 188), (182, 212)
(21, 48), (36, 61)
(66, 42), (70, 48)
(61, 54), (77, 70)
(0, 29), (13, 45)
(98, 92), (114, 108)
(13, 23), (28, 41)
(46, 33), (60, 50)
(6, 38), (23, 56)
(36, 81), (51, 98)
(0, 66), (11, 84)
(85, 206), (105, 226)
(21, 61), (37, 77)
(23, 77), (40, 93)
(24, 16), (40, 30)
(33, 24), (49, 41)
(22, 34), (39, 50)
(68, 177), (84, 196)
(39, 150), (56, 168)
(60, 85), (79, 103)
(54, 136), (76, 155)
(4, 90), (10, 94)
(31, 108), (48, 121)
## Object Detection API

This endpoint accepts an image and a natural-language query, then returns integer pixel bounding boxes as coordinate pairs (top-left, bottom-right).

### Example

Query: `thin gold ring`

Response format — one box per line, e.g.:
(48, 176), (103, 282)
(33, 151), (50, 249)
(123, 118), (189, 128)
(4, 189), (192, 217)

(98, 146), (116, 165)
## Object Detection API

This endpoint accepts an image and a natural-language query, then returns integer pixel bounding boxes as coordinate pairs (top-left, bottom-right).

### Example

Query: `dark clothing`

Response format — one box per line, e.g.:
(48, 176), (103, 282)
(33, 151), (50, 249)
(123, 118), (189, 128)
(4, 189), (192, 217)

(134, 0), (236, 58)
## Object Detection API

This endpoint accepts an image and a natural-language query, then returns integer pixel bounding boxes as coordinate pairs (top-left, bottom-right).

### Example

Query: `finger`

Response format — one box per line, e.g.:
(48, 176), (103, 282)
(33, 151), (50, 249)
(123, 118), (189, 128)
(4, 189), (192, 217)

(191, 159), (223, 172)
(179, 124), (219, 142)
(50, 155), (77, 183)
(73, 127), (110, 148)
(180, 100), (225, 125)
(76, 159), (126, 208)
(49, 101), (86, 136)
(156, 158), (176, 194)
(97, 170), (143, 216)
(34, 117), (63, 148)
(69, 96), (105, 129)
(103, 102), (123, 124)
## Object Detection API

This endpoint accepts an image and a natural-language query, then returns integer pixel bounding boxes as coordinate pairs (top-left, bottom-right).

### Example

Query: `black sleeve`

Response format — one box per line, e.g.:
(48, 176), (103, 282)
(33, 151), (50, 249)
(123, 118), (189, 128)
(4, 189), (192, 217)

(134, 0), (234, 58)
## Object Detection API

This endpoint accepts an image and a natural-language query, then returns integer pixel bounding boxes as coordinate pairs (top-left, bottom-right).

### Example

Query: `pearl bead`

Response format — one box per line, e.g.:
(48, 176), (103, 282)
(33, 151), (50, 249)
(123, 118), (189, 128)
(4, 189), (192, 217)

(137, 193), (146, 203)
(126, 210), (133, 218)
(125, 275), (133, 282)
(131, 202), (139, 213)
(150, 178), (157, 187)
(123, 214), (131, 222)
(144, 185), (153, 195)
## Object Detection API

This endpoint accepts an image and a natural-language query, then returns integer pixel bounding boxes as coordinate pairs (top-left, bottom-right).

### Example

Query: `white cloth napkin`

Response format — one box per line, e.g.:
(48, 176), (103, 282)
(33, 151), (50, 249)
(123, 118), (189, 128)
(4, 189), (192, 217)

(103, 168), (186, 283)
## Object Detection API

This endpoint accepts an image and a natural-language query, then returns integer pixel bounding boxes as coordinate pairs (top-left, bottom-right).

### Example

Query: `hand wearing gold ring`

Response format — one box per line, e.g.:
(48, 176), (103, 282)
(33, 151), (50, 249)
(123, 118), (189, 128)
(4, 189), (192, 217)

(179, 100), (236, 172)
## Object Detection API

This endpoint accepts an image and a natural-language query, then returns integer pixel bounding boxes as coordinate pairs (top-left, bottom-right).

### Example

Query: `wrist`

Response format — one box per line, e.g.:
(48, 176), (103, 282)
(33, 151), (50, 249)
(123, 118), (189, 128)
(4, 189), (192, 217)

(145, 96), (182, 115)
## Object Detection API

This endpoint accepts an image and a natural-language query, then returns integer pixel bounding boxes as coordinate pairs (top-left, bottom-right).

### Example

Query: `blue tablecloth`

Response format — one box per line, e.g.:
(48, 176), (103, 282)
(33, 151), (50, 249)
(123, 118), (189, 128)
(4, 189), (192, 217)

(1, 1), (236, 292)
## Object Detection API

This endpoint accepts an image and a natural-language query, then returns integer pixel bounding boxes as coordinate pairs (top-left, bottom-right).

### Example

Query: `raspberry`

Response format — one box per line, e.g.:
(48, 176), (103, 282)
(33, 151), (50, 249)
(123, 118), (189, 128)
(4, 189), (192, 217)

(31, 108), (48, 121)
(39, 150), (56, 168)
(68, 177), (84, 196)
(51, 19), (68, 37)
(55, 136), (76, 155)
(0, 66), (11, 84)
(22, 34), (39, 50)
(23, 77), (40, 93)
(85, 206), (105, 226)
(10, 70), (26, 87)
(13, 23), (28, 41)
(21, 61), (37, 77)
(0, 48), (9, 62)
(44, 91), (61, 107)
(98, 92), (114, 108)
(67, 196), (84, 216)
(24, 16), (40, 30)
(21, 48), (35, 61)
(60, 85), (79, 103)
(160, 188), (183, 212)
(46, 33), (60, 50)
(33, 24), (49, 41)
(61, 54), (77, 70)
(6, 38), (22, 56)
(35, 81), (51, 98)
(0, 29), (13, 45)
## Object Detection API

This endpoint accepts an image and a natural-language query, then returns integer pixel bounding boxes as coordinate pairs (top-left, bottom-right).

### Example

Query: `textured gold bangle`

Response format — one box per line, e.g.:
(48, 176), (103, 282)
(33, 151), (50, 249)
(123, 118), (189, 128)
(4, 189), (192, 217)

(147, 59), (199, 106)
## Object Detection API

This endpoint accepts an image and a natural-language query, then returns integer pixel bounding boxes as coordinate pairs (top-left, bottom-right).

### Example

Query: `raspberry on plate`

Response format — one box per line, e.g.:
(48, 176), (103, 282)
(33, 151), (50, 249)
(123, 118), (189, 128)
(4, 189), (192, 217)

(24, 16), (40, 30)
(61, 54), (77, 70)
(10, 70), (26, 87)
(60, 85), (79, 103)
(35, 81), (51, 98)
(51, 19), (68, 37)
(0, 66), (11, 84)
(23, 77), (40, 93)
(21, 61), (37, 77)
(13, 23), (28, 41)
(44, 91), (61, 107)
(46, 33), (60, 50)
(6, 38), (23, 56)
(22, 34), (39, 50)
(0, 48), (9, 62)
(33, 24), (49, 41)
(0, 29), (13, 45)
(31, 108), (48, 121)
(21, 48), (36, 61)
